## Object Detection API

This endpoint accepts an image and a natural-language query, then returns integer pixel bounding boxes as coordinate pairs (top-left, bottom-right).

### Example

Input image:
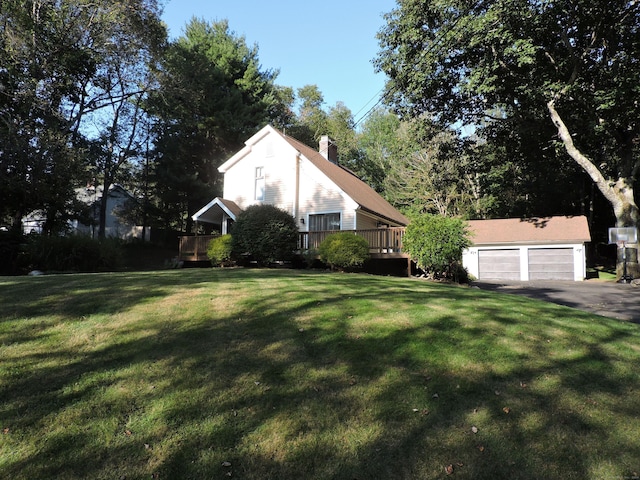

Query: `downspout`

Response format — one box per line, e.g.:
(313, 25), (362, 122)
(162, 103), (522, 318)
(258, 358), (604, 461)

(294, 153), (301, 225)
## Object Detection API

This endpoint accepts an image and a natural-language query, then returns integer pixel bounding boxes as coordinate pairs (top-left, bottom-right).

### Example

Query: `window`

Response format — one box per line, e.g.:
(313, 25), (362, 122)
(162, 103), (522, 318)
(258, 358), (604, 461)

(309, 213), (341, 231)
(255, 166), (265, 201)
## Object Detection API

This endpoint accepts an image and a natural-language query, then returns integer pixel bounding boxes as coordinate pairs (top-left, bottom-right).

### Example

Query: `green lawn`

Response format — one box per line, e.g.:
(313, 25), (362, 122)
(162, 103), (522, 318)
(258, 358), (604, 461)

(1, 269), (639, 479)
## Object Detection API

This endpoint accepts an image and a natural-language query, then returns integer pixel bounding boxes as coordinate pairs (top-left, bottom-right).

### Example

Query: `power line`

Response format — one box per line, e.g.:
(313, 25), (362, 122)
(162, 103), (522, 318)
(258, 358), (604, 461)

(352, 0), (486, 129)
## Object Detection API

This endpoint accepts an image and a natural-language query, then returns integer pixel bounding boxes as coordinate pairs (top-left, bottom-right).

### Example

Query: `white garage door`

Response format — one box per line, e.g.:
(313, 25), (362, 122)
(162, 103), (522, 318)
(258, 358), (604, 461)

(528, 248), (574, 280)
(478, 249), (520, 280)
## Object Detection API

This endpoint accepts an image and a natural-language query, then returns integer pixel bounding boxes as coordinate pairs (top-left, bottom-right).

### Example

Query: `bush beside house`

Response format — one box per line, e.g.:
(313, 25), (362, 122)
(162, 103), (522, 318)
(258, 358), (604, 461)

(403, 214), (471, 282)
(319, 232), (370, 271)
(207, 234), (233, 267)
(230, 205), (299, 266)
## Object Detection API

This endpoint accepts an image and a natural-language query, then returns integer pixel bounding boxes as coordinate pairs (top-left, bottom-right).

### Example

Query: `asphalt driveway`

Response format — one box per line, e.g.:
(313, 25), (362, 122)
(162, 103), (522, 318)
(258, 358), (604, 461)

(472, 279), (640, 323)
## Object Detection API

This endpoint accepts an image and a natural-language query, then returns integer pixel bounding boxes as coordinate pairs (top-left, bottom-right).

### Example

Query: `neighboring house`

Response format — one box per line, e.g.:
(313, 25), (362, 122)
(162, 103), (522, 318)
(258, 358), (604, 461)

(23, 184), (148, 240)
(192, 124), (409, 235)
(462, 216), (591, 281)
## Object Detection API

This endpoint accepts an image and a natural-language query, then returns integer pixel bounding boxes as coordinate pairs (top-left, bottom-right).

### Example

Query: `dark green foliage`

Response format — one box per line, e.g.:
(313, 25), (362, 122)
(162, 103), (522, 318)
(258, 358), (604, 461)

(231, 205), (298, 265)
(207, 234), (233, 267)
(403, 214), (470, 281)
(375, 0), (640, 233)
(0, 230), (25, 275)
(24, 235), (123, 273)
(319, 232), (370, 271)
(149, 19), (281, 232)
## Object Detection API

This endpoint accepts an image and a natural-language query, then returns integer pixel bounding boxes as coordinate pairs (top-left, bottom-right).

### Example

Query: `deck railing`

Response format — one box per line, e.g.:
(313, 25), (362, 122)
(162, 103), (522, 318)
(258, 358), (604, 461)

(298, 228), (405, 254)
(178, 227), (406, 262)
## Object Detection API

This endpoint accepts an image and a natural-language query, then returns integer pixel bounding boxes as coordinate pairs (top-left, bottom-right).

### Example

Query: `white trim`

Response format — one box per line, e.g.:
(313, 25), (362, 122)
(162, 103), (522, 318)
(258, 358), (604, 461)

(218, 125), (278, 173)
(192, 198), (238, 222)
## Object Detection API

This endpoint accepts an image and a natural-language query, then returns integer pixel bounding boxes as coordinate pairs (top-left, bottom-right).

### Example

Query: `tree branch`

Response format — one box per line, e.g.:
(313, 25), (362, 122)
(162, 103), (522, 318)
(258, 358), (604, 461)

(546, 98), (616, 205)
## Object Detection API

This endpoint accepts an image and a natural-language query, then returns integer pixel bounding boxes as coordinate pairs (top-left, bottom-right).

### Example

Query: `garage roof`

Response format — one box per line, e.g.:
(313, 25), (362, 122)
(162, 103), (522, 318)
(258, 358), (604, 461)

(468, 216), (591, 245)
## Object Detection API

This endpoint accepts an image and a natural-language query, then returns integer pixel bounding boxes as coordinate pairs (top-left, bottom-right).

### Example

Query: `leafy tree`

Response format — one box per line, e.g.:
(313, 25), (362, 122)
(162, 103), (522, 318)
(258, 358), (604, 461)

(357, 108), (403, 193)
(403, 214), (471, 281)
(230, 204), (298, 265)
(81, 5), (165, 238)
(149, 19), (282, 232)
(288, 84), (329, 146)
(0, 1), (93, 232)
(376, 0), (640, 274)
(0, 0), (165, 235)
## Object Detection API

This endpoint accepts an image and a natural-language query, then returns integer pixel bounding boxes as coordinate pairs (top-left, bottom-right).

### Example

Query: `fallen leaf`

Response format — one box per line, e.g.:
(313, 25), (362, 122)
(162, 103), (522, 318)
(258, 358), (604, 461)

(471, 426), (479, 434)
(2, 428), (9, 434)
(503, 407), (511, 414)
(125, 430), (132, 436)
(477, 445), (485, 452)
(445, 464), (454, 475)
(421, 409), (430, 416)
(520, 381), (528, 388)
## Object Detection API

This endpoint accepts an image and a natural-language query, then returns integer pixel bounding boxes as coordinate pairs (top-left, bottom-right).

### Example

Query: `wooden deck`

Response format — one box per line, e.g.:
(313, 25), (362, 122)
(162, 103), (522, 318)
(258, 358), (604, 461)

(178, 228), (407, 262)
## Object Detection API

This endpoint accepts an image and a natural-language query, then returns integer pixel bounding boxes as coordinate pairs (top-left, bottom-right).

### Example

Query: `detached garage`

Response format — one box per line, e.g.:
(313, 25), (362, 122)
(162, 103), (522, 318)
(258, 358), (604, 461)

(463, 216), (591, 281)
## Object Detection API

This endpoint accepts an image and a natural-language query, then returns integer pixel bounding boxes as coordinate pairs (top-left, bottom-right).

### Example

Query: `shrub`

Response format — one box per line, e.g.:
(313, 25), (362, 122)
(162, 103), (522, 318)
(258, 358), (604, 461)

(24, 235), (123, 272)
(319, 232), (370, 271)
(0, 230), (25, 275)
(231, 205), (299, 266)
(207, 234), (233, 266)
(403, 214), (471, 282)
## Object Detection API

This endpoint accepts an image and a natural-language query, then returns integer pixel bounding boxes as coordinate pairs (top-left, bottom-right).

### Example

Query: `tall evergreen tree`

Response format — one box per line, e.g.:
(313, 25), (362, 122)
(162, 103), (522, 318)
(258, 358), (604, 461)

(149, 19), (280, 232)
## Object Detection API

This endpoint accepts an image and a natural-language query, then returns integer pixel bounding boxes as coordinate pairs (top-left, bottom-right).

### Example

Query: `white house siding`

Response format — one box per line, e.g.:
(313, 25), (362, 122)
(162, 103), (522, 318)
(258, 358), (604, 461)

(463, 243), (587, 281)
(356, 212), (381, 230)
(222, 137), (297, 215)
(297, 157), (358, 231)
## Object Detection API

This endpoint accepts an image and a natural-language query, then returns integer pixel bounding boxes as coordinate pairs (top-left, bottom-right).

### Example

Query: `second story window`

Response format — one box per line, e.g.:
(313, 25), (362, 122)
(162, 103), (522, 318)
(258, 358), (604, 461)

(255, 166), (265, 201)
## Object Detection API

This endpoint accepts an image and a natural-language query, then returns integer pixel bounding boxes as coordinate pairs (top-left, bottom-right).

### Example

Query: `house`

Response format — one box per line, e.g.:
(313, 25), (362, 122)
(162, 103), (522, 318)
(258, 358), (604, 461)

(23, 184), (148, 240)
(462, 216), (591, 281)
(191, 124), (408, 243)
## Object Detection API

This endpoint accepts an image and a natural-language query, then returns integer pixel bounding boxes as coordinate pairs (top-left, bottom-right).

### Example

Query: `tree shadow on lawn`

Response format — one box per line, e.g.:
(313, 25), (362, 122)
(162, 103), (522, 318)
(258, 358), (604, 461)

(2, 270), (640, 479)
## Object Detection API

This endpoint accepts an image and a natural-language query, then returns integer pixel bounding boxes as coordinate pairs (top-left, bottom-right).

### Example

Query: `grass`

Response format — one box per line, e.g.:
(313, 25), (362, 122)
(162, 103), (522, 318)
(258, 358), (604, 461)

(1, 268), (639, 479)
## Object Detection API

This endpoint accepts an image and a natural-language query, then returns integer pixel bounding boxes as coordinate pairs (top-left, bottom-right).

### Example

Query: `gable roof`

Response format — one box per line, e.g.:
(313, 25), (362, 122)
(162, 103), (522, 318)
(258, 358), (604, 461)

(271, 129), (409, 226)
(192, 197), (242, 223)
(467, 216), (591, 245)
(75, 184), (134, 205)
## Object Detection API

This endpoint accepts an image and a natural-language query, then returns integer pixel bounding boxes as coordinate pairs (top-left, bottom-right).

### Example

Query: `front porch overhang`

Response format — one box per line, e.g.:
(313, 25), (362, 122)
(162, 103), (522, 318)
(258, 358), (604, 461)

(192, 197), (242, 225)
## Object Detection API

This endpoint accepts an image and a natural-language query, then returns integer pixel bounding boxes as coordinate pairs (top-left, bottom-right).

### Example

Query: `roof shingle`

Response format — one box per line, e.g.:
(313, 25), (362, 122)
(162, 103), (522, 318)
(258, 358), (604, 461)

(275, 131), (409, 226)
(467, 216), (591, 245)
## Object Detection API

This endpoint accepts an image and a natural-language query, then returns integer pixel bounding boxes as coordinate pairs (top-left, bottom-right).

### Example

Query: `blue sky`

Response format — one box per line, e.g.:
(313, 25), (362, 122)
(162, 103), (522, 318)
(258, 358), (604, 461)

(161, 0), (397, 122)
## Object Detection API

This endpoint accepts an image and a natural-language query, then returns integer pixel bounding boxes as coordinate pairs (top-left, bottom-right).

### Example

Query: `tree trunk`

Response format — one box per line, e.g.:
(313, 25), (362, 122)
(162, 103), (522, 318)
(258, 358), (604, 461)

(547, 100), (639, 279)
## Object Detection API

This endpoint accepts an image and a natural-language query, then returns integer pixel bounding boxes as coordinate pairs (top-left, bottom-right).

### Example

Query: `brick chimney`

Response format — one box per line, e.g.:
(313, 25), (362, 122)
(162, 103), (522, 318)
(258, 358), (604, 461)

(319, 135), (338, 164)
